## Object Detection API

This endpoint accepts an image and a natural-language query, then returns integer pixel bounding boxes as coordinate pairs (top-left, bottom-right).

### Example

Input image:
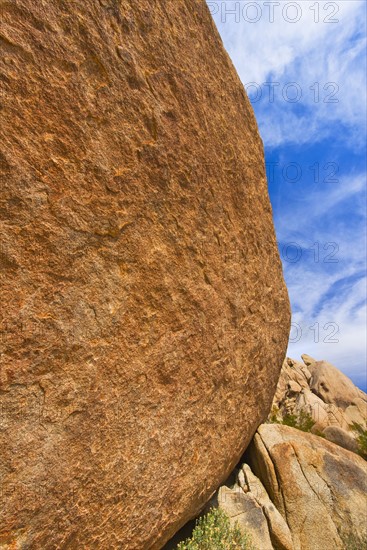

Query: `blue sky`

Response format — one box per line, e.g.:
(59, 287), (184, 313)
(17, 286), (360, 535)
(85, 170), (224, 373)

(208, 0), (367, 389)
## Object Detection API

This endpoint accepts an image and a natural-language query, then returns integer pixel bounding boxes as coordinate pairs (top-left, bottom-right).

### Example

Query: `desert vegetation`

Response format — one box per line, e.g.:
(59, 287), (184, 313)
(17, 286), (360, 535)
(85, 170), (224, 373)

(176, 508), (255, 550)
(350, 422), (367, 460)
(269, 407), (317, 433)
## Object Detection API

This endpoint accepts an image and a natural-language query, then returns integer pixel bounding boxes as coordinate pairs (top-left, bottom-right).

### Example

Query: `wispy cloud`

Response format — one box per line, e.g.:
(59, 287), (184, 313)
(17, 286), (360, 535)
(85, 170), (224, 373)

(209, 0), (367, 388)
(210, 0), (367, 147)
(279, 175), (367, 386)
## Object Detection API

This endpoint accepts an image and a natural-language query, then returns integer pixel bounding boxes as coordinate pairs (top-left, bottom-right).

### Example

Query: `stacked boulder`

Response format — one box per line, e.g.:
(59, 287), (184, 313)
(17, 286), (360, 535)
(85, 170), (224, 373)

(213, 357), (367, 550)
(217, 424), (367, 550)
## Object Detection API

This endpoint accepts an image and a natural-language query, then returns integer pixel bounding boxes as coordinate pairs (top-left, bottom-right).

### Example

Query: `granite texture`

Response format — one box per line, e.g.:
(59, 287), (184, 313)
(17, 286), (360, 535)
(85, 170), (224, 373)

(0, 1), (290, 547)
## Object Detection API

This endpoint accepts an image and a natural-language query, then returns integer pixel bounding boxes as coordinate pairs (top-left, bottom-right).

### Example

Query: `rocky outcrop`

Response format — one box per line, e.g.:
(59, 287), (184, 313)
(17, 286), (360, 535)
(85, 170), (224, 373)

(218, 464), (293, 550)
(271, 356), (367, 453)
(164, 356), (366, 548)
(247, 424), (367, 549)
(216, 424), (367, 550)
(218, 485), (275, 550)
(308, 357), (366, 411)
(0, 1), (290, 548)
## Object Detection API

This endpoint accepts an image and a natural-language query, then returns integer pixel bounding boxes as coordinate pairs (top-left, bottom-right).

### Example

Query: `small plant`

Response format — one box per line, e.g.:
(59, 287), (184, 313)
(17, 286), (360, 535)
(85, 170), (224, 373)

(176, 508), (255, 550)
(269, 409), (316, 433)
(293, 410), (316, 433)
(350, 422), (367, 460)
(280, 413), (298, 428)
(269, 405), (280, 424)
(342, 533), (367, 549)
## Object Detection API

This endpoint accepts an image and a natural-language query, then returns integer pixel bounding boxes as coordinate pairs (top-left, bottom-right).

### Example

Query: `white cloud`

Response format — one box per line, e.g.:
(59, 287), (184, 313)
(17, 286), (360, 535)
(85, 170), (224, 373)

(209, 1), (367, 386)
(279, 175), (367, 384)
(288, 292), (366, 387)
(210, 0), (367, 147)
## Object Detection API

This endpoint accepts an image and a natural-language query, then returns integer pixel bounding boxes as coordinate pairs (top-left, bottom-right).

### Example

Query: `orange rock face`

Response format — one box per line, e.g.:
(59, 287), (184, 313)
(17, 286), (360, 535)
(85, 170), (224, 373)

(0, 1), (290, 548)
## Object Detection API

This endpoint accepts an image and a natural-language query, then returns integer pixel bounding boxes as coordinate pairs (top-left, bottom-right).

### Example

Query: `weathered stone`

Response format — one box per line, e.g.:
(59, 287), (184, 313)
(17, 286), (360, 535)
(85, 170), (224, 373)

(345, 399), (367, 429)
(272, 358), (310, 407)
(296, 388), (331, 428)
(323, 426), (359, 454)
(218, 486), (274, 550)
(214, 463), (293, 550)
(0, 1), (290, 548)
(287, 381), (302, 394)
(248, 424), (367, 550)
(240, 465), (293, 550)
(301, 354), (316, 367)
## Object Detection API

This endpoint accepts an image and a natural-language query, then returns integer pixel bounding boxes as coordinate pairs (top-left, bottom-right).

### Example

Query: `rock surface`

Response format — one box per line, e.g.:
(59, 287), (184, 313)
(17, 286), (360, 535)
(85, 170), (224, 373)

(218, 485), (274, 550)
(309, 359), (366, 410)
(213, 423), (366, 550)
(247, 424), (367, 549)
(239, 464), (293, 550)
(322, 426), (359, 454)
(217, 464), (294, 550)
(0, 1), (290, 548)
(271, 356), (367, 451)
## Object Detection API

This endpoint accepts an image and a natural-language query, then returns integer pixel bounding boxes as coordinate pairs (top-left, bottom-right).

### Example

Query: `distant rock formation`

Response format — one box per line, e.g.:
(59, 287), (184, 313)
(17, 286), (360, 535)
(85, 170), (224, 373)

(270, 356), (367, 453)
(0, 0), (290, 548)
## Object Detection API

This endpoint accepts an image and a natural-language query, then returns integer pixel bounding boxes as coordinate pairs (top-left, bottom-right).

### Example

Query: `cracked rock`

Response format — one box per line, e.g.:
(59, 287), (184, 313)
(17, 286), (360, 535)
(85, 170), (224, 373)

(247, 424), (367, 550)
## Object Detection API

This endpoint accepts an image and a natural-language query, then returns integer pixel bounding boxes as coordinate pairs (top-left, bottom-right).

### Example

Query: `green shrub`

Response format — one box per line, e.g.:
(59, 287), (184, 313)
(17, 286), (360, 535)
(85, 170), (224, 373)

(269, 409), (315, 433)
(176, 508), (255, 550)
(350, 422), (367, 460)
(269, 405), (280, 424)
(280, 413), (298, 428)
(342, 533), (367, 549)
(293, 410), (316, 432)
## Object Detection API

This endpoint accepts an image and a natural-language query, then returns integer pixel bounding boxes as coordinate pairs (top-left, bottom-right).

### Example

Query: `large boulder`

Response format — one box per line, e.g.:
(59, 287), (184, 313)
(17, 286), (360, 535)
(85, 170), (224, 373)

(0, 1), (290, 548)
(247, 424), (367, 550)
